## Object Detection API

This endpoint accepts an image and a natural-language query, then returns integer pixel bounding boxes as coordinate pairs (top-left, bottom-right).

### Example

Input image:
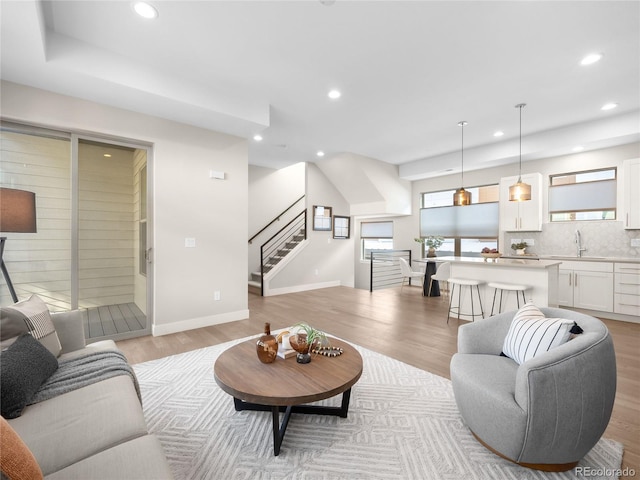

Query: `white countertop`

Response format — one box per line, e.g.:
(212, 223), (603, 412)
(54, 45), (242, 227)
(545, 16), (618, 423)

(504, 255), (640, 264)
(433, 256), (561, 269)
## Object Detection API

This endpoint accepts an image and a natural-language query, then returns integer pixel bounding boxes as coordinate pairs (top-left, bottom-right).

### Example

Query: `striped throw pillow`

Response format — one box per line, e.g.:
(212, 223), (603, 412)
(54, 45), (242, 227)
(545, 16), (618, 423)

(1, 295), (62, 357)
(502, 303), (573, 365)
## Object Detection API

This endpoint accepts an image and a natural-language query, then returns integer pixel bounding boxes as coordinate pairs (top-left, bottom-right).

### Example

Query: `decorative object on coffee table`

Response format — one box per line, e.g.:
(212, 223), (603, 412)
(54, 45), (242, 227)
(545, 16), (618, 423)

(214, 336), (362, 456)
(289, 323), (328, 364)
(256, 322), (278, 363)
(312, 346), (344, 357)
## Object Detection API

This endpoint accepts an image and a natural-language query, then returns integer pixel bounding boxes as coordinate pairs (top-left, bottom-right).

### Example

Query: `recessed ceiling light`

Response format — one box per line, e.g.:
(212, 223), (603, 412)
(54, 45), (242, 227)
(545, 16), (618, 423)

(253, 134), (263, 142)
(601, 102), (618, 111)
(327, 90), (341, 100)
(316, 151), (325, 157)
(493, 131), (504, 137)
(103, 153), (112, 158)
(133, 2), (158, 19)
(572, 146), (584, 152)
(580, 53), (603, 66)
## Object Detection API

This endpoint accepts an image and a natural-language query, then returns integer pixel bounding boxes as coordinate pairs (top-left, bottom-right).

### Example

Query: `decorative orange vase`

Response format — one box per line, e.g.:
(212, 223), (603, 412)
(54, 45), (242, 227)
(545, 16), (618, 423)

(256, 322), (278, 363)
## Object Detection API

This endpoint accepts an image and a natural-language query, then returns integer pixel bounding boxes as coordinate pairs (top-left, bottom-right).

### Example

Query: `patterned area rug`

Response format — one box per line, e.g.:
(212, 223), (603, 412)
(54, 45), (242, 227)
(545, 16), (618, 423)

(133, 337), (623, 480)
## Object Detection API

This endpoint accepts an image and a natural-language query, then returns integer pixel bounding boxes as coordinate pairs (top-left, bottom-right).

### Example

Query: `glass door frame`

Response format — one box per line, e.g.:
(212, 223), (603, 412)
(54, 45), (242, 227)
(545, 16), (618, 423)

(71, 133), (154, 328)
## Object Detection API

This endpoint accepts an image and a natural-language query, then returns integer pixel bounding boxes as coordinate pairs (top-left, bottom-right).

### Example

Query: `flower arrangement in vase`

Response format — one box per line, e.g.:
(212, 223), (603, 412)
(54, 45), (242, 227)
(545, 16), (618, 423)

(289, 323), (329, 364)
(415, 236), (445, 257)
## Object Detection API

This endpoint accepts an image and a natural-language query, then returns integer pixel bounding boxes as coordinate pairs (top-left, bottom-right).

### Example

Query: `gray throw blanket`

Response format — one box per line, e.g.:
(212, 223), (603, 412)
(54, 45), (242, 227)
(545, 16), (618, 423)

(29, 349), (141, 406)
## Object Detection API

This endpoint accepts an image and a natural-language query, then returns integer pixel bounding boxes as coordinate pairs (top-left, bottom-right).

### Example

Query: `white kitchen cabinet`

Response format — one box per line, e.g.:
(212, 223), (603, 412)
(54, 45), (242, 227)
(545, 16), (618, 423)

(614, 262), (640, 316)
(623, 158), (640, 229)
(558, 261), (614, 312)
(499, 173), (543, 231)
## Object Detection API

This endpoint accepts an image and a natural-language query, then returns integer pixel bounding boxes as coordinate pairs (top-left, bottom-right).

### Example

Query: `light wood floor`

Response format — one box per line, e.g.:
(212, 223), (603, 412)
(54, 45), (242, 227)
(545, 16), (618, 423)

(116, 285), (639, 477)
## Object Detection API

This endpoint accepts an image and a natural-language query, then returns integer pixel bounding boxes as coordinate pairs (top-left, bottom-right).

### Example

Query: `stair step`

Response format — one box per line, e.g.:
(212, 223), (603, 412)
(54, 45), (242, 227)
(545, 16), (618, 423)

(248, 281), (261, 295)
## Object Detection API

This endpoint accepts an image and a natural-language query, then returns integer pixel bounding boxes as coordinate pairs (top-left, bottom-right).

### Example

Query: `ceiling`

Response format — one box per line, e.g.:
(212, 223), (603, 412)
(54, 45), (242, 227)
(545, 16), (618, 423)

(1, 1), (639, 179)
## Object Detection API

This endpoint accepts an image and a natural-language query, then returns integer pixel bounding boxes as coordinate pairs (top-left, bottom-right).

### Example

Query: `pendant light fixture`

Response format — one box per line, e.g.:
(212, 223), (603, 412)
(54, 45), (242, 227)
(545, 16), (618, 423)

(453, 121), (471, 206)
(509, 103), (532, 201)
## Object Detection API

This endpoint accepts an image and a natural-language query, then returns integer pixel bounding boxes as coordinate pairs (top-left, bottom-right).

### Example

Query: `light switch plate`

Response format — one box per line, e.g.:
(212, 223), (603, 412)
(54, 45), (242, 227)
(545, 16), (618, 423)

(631, 238), (640, 247)
(185, 237), (196, 248)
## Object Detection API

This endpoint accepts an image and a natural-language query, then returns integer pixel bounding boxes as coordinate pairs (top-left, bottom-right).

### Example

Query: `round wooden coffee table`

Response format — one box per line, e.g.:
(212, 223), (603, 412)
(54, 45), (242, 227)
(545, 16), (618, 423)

(214, 336), (362, 455)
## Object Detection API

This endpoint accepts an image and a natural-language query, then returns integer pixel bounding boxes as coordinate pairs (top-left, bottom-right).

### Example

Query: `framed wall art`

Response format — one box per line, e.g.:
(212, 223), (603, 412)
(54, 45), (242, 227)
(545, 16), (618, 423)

(312, 205), (332, 231)
(333, 215), (350, 239)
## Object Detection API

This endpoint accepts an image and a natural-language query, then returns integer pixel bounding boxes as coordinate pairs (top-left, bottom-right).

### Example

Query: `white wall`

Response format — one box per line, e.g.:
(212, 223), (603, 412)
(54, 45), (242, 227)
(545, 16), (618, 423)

(267, 163), (354, 293)
(410, 142), (640, 255)
(248, 163), (305, 278)
(1, 81), (249, 335)
(353, 142), (640, 290)
(317, 152), (412, 216)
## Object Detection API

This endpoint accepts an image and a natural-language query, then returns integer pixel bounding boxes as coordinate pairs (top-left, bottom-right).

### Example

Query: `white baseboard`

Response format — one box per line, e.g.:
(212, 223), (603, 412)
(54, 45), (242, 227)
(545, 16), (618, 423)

(152, 309), (250, 336)
(264, 280), (341, 297)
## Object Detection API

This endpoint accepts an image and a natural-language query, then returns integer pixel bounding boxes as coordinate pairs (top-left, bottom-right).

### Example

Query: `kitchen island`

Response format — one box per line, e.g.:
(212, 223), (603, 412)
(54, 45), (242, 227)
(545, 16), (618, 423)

(435, 256), (562, 321)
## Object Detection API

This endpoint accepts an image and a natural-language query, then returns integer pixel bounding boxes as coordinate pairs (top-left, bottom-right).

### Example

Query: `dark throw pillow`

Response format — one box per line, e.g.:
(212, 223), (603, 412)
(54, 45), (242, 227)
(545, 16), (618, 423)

(0, 334), (58, 419)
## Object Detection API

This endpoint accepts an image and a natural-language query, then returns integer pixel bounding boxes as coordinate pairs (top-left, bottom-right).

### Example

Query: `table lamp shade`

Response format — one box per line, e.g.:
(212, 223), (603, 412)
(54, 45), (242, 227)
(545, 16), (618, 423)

(0, 188), (37, 233)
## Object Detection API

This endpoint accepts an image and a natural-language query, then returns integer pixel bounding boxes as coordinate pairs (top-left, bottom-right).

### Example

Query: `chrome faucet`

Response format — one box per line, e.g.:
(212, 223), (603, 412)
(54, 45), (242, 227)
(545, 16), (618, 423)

(575, 230), (587, 257)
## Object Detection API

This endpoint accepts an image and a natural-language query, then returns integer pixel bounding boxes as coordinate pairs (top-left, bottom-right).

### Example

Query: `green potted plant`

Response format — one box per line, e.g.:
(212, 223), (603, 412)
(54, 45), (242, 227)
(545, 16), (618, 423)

(416, 236), (444, 257)
(511, 241), (528, 255)
(290, 323), (330, 364)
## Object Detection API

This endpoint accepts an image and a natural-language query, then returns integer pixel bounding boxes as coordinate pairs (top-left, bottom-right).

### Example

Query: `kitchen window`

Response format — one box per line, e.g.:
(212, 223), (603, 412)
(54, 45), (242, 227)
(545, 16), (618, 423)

(361, 221), (393, 260)
(420, 185), (499, 256)
(549, 168), (617, 222)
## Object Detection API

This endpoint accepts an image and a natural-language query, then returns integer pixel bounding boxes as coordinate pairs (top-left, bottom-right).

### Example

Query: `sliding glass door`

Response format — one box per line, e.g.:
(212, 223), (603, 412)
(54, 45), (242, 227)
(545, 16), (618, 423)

(1, 123), (152, 340)
(0, 126), (73, 309)
(77, 139), (149, 338)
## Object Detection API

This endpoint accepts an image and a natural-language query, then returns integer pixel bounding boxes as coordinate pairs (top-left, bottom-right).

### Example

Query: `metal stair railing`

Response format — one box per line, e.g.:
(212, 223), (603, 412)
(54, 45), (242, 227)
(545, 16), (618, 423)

(249, 195), (305, 245)
(260, 209), (307, 296)
(369, 249), (412, 292)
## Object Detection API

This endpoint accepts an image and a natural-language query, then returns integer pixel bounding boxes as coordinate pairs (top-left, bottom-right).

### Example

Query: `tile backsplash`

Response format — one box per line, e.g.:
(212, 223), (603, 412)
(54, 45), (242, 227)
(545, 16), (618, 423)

(504, 221), (640, 259)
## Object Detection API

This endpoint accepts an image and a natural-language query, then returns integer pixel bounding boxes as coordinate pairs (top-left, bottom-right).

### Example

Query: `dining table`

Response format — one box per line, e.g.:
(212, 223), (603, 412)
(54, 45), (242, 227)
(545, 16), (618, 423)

(413, 258), (441, 297)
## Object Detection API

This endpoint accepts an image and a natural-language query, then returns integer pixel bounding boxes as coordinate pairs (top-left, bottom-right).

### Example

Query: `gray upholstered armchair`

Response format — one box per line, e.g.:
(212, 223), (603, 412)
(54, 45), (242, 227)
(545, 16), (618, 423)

(450, 307), (616, 471)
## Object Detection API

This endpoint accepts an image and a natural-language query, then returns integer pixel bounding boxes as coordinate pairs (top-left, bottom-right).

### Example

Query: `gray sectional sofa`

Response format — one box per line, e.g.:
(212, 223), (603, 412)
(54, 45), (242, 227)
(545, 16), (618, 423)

(1, 296), (172, 479)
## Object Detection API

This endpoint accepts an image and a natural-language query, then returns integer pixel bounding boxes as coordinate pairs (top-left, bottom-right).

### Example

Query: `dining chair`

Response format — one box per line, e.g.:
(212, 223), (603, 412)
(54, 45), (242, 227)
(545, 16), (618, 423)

(398, 257), (424, 294)
(428, 261), (450, 299)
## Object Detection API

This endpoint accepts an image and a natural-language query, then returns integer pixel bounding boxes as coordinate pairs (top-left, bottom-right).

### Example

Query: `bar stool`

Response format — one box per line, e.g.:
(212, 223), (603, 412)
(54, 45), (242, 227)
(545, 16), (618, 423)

(487, 282), (528, 316)
(447, 278), (484, 323)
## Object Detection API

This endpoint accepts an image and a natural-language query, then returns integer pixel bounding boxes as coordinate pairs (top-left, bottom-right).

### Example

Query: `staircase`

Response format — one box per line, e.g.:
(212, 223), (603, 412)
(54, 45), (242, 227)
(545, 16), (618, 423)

(248, 228), (305, 294)
(249, 207), (307, 296)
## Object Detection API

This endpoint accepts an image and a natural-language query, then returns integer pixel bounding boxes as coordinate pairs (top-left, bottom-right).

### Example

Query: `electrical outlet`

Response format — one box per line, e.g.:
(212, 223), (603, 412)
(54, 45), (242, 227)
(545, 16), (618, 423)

(214, 291), (221, 301)
(631, 238), (640, 247)
(523, 238), (535, 246)
(185, 237), (196, 248)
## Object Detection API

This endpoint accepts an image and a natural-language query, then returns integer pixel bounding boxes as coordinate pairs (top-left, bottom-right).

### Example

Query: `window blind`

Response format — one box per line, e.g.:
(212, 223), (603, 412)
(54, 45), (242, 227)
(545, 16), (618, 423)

(420, 203), (499, 237)
(549, 180), (616, 213)
(361, 221), (393, 238)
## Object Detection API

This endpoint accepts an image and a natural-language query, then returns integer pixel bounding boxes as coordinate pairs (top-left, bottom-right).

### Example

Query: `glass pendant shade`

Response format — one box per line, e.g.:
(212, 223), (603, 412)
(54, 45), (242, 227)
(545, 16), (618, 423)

(454, 120), (471, 206)
(509, 178), (532, 201)
(510, 103), (531, 202)
(453, 187), (471, 206)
